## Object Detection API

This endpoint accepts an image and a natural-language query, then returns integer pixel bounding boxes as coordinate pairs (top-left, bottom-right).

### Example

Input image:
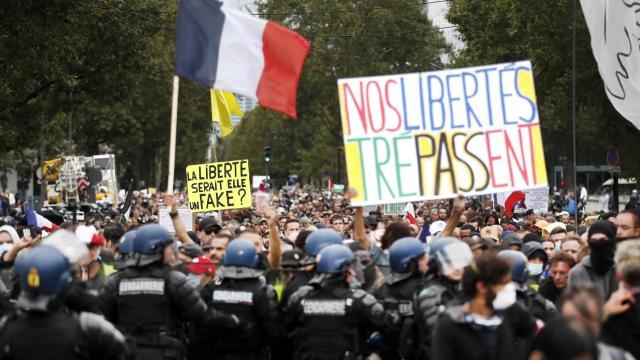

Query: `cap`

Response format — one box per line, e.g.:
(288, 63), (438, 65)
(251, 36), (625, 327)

(429, 221), (447, 235)
(545, 222), (567, 234)
(480, 226), (499, 242)
(185, 256), (216, 276)
(251, 217), (266, 226)
(556, 211), (570, 217)
(281, 250), (305, 269)
(198, 217), (221, 234)
(533, 220), (549, 230)
(179, 242), (203, 258)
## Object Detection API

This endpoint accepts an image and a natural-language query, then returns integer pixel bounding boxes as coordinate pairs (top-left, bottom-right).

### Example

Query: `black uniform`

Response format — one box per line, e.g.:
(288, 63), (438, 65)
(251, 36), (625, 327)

(284, 277), (389, 360)
(373, 274), (424, 359)
(0, 308), (129, 360)
(201, 265), (285, 359)
(414, 277), (463, 359)
(99, 266), (235, 360)
(280, 270), (314, 309)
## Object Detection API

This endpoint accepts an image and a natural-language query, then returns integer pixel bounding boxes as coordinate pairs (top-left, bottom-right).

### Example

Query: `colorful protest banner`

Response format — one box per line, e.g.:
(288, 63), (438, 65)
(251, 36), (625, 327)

(338, 61), (548, 206)
(496, 186), (549, 215)
(186, 159), (251, 212)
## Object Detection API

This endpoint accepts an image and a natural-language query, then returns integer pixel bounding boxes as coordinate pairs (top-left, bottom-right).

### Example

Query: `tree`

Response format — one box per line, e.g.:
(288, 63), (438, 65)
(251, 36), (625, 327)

(0, 0), (212, 191)
(446, 0), (640, 188)
(220, 0), (449, 183)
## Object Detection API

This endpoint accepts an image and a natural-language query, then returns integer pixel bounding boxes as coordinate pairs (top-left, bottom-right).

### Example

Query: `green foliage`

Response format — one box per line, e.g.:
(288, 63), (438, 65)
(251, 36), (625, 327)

(0, 0), (211, 188)
(220, 0), (449, 183)
(447, 0), (640, 184)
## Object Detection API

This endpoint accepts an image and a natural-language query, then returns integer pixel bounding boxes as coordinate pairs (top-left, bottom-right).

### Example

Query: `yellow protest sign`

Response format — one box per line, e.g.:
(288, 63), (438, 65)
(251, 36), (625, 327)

(185, 159), (251, 212)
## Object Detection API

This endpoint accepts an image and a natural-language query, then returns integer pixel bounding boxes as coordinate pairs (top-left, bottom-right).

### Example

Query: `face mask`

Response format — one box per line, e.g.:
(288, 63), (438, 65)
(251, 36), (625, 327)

(554, 242), (562, 251)
(492, 282), (517, 310)
(0, 243), (12, 254)
(286, 231), (299, 242)
(186, 273), (201, 287)
(527, 263), (543, 276)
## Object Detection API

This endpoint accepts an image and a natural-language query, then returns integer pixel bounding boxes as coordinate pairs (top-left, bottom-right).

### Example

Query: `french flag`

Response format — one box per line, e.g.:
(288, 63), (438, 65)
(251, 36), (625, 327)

(404, 202), (416, 225)
(25, 207), (59, 233)
(175, 0), (311, 118)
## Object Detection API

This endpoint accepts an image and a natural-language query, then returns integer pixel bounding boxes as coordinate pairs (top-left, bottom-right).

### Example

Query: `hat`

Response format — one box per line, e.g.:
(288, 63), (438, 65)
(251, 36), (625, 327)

(198, 217), (221, 234)
(251, 217), (266, 226)
(523, 232), (542, 244)
(180, 242), (203, 258)
(587, 220), (616, 241)
(533, 220), (549, 230)
(556, 211), (570, 217)
(429, 221), (447, 235)
(522, 241), (548, 265)
(545, 222), (566, 234)
(185, 256), (216, 276)
(90, 233), (105, 247)
(501, 231), (523, 248)
(480, 226), (499, 242)
(281, 250), (305, 269)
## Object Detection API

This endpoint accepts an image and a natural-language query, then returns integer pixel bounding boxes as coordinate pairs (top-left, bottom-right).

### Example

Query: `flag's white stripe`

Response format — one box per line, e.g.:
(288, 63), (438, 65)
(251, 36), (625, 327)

(213, 5), (266, 99)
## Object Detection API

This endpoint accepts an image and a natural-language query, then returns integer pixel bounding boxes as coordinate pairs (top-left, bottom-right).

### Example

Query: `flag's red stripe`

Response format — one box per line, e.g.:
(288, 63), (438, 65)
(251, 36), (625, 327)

(256, 22), (311, 119)
(406, 212), (416, 225)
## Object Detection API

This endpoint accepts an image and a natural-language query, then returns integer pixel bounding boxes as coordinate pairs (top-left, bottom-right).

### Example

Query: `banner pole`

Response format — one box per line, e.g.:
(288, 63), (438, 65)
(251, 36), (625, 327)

(167, 75), (180, 194)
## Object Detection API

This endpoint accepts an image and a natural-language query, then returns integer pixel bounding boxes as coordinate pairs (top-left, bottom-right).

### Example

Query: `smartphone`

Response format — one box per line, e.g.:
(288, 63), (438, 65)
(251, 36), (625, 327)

(23, 228), (31, 239)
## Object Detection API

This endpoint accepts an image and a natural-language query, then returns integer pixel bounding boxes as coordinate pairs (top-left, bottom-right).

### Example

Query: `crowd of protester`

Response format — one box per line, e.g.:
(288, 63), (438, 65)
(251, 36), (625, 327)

(0, 184), (638, 360)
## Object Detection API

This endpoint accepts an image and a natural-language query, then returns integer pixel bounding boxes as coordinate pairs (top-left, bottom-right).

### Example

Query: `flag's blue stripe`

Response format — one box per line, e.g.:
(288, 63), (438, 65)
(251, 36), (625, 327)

(175, 0), (225, 88)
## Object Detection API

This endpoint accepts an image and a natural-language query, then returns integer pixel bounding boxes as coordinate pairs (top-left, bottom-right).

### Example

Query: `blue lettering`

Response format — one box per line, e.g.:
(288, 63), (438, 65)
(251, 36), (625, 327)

(499, 64), (517, 125)
(401, 77), (419, 131)
(462, 72), (481, 128)
(427, 75), (446, 130)
(475, 67), (497, 126)
(515, 67), (537, 123)
(446, 74), (464, 129)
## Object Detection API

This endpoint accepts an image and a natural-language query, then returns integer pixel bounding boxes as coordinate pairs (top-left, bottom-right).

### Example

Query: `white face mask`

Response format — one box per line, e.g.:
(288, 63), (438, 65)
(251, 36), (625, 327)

(286, 231), (299, 242)
(492, 282), (517, 310)
(0, 243), (13, 254)
(527, 263), (543, 276)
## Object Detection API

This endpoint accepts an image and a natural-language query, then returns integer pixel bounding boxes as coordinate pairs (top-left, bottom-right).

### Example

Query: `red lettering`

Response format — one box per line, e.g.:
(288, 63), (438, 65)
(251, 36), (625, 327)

(504, 129), (529, 187)
(366, 81), (385, 133)
(343, 82), (367, 135)
(485, 130), (508, 188)
(519, 123), (538, 184)
(385, 80), (402, 132)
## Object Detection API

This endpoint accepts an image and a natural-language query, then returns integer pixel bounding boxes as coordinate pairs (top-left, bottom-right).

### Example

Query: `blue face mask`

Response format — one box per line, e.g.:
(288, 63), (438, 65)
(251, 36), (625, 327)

(0, 243), (13, 254)
(527, 263), (543, 276)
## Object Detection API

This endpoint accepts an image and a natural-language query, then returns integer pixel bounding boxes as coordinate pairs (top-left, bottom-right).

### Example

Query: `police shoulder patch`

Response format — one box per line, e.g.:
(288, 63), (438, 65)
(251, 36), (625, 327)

(119, 278), (165, 295)
(301, 299), (347, 316)
(213, 290), (254, 304)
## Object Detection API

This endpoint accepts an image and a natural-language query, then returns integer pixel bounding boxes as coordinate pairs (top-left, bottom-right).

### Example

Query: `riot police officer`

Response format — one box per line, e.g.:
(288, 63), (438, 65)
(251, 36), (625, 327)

(201, 238), (285, 359)
(497, 250), (556, 322)
(284, 244), (390, 360)
(0, 245), (130, 360)
(99, 224), (239, 360)
(374, 237), (428, 360)
(414, 237), (473, 359)
(496, 249), (550, 357)
(280, 229), (343, 307)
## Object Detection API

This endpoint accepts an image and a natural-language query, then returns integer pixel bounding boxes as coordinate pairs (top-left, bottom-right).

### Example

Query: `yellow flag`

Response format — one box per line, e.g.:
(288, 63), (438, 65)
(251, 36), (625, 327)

(210, 90), (243, 137)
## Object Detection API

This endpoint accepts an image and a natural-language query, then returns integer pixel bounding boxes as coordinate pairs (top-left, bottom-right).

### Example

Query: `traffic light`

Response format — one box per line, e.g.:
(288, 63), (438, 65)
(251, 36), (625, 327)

(263, 146), (271, 163)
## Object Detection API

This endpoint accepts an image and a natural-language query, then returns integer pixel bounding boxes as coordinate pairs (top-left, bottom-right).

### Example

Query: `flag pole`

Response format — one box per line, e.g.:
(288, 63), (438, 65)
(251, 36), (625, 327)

(167, 75), (180, 194)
